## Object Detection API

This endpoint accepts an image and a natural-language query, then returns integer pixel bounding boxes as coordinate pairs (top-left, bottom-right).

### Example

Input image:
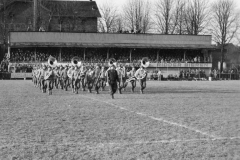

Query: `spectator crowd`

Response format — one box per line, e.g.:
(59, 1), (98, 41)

(9, 48), (211, 64)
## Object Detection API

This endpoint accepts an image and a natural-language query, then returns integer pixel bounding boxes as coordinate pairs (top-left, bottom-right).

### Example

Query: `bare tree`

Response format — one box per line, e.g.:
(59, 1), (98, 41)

(173, 0), (186, 34)
(154, 0), (187, 34)
(184, 0), (210, 35)
(210, 0), (240, 72)
(123, 0), (152, 33)
(98, 0), (118, 33)
(114, 14), (124, 33)
(154, 0), (174, 34)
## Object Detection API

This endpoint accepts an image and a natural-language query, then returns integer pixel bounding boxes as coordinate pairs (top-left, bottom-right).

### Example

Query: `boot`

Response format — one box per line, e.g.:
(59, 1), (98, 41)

(118, 89), (122, 94)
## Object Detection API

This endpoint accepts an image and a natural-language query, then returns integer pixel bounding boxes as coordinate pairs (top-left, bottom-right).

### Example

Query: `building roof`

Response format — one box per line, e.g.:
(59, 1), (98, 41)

(9, 32), (215, 49)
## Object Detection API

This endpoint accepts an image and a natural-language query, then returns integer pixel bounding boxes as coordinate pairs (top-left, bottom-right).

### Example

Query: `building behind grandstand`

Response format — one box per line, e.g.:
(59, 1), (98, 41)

(0, 0), (100, 55)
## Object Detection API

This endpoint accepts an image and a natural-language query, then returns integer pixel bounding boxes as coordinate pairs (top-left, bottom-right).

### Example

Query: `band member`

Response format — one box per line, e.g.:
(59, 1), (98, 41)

(93, 65), (101, 94)
(126, 67), (137, 92)
(79, 65), (87, 91)
(107, 65), (119, 99)
(67, 65), (75, 92)
(38, 64), (47, 93)
(53, 66), (60, 89)
(60, 65), (69, 91)
(44, 66), (54, 95)
(72, 65), (80, 94)
(32, 66), (39, 87)
(85, 66), (95, 93)
(116, 64), (127, 94)
(58, 65), (64, 89)
(100, 66), (107, 91)
(135, 65), (148, 94)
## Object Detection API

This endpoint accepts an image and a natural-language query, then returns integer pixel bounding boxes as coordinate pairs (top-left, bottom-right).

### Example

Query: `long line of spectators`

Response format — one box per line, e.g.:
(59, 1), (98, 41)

(9, 48), (211, 64)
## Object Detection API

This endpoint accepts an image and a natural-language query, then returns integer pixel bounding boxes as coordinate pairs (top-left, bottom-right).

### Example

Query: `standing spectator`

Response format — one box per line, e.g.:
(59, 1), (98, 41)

(158, 69), (162, 81)
(213, 69), (217, 79)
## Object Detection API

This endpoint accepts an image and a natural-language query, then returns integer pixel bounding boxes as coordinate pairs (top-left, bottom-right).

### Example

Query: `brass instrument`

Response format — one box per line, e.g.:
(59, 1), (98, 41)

(126, 57), (150, 82)
(71, 56), (82, 66)
(141, 57), (150, 68)
(108, 58), (117, 67)
(48, 56), (57, 67)
(44, 56), (57, 80)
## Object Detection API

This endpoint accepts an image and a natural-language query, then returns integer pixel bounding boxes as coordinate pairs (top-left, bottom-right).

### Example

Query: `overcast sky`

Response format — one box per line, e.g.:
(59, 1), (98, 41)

(95, 0), (240, 10)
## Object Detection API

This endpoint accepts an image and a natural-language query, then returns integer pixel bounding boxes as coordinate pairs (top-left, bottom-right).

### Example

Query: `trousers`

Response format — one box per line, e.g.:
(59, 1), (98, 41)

(139, 79), (146, 91)
(109, 82), (118, 95)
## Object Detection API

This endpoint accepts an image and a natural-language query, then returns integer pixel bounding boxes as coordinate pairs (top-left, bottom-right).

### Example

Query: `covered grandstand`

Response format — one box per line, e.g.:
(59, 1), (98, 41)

(7, 31), (215, 79)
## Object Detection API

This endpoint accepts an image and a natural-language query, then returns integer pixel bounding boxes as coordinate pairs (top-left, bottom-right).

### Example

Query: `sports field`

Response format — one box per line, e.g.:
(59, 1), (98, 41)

(0, 80), (240, 160)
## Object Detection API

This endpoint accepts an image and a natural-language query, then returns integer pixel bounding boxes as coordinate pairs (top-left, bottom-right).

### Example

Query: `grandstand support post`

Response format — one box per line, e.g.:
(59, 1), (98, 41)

(130, 49), (132, 63)
(184, 51), (186, 62)
(59, 48), (62, 62)
(8, 46), (10, 59)
(34, 48), (36, 62)
(199, 67), (200, 80)
(84, 48), (86, 60)
(210, 52), (212, 63)
(157, 50), (159, 62)
(107, 48), (109, 60)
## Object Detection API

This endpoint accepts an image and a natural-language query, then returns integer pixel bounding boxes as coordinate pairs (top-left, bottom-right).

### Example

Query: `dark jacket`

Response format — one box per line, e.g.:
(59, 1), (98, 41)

(107, 69), (119, 83)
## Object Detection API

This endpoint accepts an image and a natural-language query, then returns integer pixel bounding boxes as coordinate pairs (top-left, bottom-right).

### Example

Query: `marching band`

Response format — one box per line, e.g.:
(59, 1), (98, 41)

(32, 56), (150, 98)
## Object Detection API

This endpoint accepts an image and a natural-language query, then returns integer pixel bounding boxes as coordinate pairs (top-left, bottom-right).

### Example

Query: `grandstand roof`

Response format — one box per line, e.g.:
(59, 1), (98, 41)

(9, 32), (215, 49)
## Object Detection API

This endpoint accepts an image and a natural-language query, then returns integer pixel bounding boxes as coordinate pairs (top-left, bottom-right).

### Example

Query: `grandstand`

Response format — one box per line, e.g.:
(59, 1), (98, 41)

(7, 32), (215, 79)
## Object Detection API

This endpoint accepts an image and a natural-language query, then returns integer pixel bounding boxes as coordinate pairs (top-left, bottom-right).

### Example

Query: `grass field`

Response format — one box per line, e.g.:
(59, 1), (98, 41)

(0, 80), (240, 160)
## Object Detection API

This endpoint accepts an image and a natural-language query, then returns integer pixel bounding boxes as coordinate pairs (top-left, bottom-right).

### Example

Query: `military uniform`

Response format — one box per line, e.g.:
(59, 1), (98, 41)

(60, 66), (69, 91)
(38, 66), (47, 92)
(107, 66), (119, 99)
(72, 66), (81, 94)
(32, 67), (39, 87)
(53, 67), (60, 89)
(79, 66), (87, 91)
(93, 66), (101, 94)
(100, 67), (107, 91)
(116, 65), (127, 94)
(135, 67), (147, 94)
(129, 68), (136, 92)
(44, 66), (54, 95)
(85, 67), (95, 93)
(67, 66), (74, 90)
